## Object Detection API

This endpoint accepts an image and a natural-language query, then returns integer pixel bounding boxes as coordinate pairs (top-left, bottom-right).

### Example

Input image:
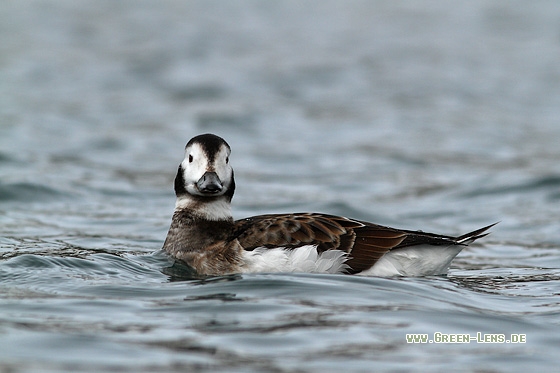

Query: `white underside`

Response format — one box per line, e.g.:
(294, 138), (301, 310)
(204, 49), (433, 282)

(241, 245), (349, 274)
(240, 244), (464, 276)
(359, 244), (464, 276)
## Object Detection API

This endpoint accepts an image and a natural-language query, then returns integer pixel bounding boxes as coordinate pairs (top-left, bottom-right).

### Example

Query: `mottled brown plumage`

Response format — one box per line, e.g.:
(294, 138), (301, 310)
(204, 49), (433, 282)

(228, 213), (495, 275)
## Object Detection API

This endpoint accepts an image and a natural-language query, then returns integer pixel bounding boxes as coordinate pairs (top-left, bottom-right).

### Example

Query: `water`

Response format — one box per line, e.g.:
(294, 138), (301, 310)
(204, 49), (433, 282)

(1, 1), (560, 371)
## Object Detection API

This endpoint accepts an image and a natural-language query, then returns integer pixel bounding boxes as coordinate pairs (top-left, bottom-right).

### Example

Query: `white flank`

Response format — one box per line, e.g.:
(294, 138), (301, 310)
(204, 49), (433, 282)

(175, 196), (232, 221)
(241, 246), (349, 274)
(359, 244), (464, 277)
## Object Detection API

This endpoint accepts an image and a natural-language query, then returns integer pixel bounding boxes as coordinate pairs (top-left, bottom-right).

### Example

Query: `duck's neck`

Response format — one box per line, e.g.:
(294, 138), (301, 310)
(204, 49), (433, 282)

(174, 195), (233, 221)
(163, 197), (234, 258)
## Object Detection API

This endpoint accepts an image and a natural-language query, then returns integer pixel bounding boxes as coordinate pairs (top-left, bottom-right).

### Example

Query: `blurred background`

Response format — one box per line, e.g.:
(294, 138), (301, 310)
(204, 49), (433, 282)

(1, 1), (560, 372)
(1, 1), (559, 237)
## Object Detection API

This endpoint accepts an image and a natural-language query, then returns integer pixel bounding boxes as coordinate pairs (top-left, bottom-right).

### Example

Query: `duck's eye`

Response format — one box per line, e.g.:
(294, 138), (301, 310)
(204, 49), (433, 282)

(188, 154), (193, 163)
(226, 156), (229, 164)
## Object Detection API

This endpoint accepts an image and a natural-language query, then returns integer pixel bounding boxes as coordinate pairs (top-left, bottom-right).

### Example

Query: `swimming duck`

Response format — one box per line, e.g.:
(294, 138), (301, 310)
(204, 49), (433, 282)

(162, 134), (495, 276)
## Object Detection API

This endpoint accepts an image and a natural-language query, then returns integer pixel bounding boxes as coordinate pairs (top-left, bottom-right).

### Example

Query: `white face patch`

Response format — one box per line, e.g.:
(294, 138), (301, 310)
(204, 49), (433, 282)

(180, 142), (233, 197)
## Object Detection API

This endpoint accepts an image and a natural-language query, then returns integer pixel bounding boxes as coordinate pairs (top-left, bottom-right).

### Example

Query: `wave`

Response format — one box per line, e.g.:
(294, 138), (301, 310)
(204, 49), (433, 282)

(0, 182), (68, 202)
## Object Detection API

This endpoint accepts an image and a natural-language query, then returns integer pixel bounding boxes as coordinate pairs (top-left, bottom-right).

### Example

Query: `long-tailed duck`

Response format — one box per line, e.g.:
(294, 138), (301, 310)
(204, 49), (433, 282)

(163, 133), (495, 276)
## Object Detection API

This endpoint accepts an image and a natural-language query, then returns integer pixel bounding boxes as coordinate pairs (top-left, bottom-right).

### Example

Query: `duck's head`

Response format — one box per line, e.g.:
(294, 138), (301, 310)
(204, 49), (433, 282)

(174, 134), (235, 215)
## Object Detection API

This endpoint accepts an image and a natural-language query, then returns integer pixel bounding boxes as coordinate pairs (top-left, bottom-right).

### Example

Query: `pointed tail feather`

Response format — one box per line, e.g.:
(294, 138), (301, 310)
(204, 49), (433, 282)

(456, 222), (499, 244)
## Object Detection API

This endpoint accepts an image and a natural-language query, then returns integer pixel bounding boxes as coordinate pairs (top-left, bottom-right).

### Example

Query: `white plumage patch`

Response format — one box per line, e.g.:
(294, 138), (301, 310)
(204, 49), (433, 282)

(241, 246), (349, 274)
(175, 196), (232, 221)
(240, 244), (464, 276)
(359, 244), (464, 277)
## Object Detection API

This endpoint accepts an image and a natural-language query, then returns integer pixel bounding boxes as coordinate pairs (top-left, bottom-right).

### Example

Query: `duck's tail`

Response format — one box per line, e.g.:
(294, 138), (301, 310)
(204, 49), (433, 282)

(456, 222), (499, 245)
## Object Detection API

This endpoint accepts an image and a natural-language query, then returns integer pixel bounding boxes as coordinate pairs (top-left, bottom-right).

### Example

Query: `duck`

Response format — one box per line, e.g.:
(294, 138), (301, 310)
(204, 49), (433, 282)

(162, 133), (495, 277)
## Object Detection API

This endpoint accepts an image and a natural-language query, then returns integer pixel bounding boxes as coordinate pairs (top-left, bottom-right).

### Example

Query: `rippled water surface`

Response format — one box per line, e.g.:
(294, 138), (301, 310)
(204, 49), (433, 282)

(1, 1), (560, 372)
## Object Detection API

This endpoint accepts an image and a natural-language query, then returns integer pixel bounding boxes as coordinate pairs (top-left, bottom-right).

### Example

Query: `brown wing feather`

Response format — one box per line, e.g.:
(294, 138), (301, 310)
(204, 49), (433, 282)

(231, 213), (405, 274)
(342, 225), (407, 274)
(231, 213), (495, 275)
(232, 213), (349, 249)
